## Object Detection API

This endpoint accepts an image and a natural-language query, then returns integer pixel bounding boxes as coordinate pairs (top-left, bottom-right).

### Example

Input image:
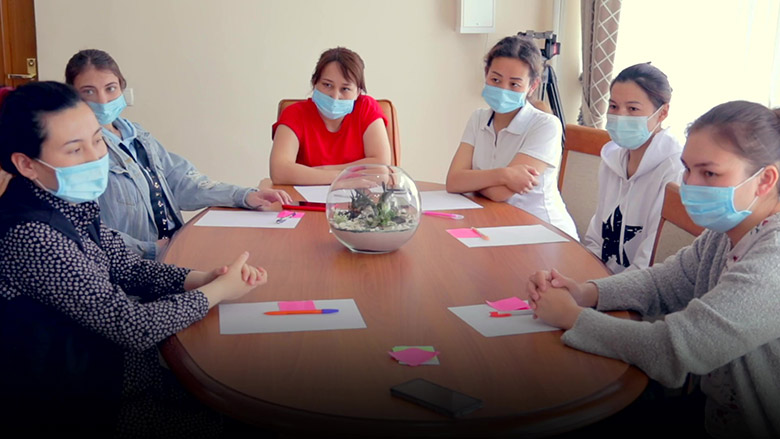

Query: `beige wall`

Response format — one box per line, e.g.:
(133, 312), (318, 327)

(35, 0), (579, 192)
(555, 0), (582, 127)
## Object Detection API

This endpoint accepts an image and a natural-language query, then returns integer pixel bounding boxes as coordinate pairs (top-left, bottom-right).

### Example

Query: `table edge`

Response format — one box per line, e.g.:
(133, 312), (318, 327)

(161, 335), (647, 437)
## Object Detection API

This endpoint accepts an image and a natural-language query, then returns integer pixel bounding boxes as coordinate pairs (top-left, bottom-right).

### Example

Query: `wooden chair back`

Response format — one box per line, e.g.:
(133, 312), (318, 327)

(276, 98), (401, 166)
(558, 124), (611, 238)
(649, 182), (705, 265)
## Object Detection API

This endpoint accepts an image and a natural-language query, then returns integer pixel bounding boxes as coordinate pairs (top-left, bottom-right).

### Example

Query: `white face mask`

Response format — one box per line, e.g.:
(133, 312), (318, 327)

(605, 105), (664, 150)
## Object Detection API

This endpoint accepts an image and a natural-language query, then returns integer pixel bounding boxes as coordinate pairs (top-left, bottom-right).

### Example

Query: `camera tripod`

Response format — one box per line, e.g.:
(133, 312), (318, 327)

(517, 31), (566, 146)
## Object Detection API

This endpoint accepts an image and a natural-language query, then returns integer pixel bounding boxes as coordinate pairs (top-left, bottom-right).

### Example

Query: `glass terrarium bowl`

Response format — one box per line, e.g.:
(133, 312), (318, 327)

(326, 164), (421, 254)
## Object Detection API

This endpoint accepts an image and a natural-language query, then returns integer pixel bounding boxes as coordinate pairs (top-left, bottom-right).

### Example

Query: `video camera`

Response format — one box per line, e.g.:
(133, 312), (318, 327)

(517, 30), (560, 61)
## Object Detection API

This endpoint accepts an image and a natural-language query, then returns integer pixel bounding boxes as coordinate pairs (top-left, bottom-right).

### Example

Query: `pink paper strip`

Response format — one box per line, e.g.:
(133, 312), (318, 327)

(486, 297), (530, 311)
(278, 300), (317, 311)
(388, 348), (440, 367)
(277, 210), (305, 219)
(447, 228), (481, 239)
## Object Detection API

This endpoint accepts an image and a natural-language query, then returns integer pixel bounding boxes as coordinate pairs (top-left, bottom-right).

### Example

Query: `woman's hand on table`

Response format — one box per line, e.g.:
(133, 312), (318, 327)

(530, 286), (583, 330)
(527, 269), (598, 307)
(527, 269), (599, 328)
(184, 263), (228, 291)
(195, 251), (268, 309)
(246, 188), (294, 209)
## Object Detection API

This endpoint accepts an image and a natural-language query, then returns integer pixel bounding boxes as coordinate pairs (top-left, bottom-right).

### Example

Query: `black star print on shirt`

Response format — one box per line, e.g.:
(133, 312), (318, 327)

(601, 206), (642, 268)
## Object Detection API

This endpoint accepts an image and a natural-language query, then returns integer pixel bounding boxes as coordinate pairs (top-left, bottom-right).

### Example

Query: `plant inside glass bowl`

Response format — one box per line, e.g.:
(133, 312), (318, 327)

(330, 183), (413, 231)
(327, 166), (421, 253)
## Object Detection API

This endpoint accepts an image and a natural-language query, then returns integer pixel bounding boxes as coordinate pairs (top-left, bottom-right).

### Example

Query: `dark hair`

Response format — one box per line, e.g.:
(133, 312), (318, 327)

(687, 101), (780, 188)
(484, 36), (544, 83)
(611, 63), (672, 109)
(0, 81), (82, 176)
(311, 47), (366, 93)
(65, 49), (127, 89)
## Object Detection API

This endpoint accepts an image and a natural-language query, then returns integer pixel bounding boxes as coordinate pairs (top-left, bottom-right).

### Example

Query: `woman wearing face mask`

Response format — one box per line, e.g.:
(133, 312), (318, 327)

(445, 35), (578, 239)
(269, 46), (392, 185)
(583, 63), (683, 273)
(0, 81), (267, 436)
(527, 101), (780, 438)
(64, 49), (292, 260)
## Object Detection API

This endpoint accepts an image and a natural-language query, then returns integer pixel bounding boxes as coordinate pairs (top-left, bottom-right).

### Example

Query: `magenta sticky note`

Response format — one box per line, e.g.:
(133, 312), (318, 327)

(388, 347), (440, 367)
(278, 300), (316, 311)
(447, 228), (481, 239)
(277, 210), (304, 219)
(486, 297), (530, 311)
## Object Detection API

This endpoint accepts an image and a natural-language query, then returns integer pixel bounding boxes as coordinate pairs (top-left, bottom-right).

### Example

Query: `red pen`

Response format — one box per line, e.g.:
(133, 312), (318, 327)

(489, 310), (533, 318)
(282, 203), (326, 212)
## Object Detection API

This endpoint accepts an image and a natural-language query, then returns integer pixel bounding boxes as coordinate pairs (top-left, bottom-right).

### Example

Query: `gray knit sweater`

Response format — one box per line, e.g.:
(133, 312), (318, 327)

(562, 214), (780, 438)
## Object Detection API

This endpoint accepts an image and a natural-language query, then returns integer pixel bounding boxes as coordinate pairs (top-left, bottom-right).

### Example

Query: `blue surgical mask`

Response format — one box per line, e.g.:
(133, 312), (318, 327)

(605, 106), (664, 150)
(680, 167), (764, 233)
(481, 85), (526, 114)
(312, 89), (355, 120)
(36, 155), (110, 204)
(86, 94), (127, 126)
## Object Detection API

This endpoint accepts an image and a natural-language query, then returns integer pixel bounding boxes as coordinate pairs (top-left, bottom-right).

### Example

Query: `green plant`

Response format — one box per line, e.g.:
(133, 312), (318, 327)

(347, 183), (405, 229)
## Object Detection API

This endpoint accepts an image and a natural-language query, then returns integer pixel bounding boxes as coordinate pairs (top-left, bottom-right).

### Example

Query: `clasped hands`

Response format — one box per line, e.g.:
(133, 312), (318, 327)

(185, 251), (267, 308)
(526, 268), (598, 330)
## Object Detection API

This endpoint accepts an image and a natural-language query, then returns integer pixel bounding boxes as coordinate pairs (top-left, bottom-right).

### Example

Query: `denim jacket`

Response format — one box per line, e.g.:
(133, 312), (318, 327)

(99, 120), (256, 259)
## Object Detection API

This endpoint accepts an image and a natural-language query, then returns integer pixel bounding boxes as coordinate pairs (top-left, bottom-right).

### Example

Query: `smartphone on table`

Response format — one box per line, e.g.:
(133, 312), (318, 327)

(390, 378), (483, 418)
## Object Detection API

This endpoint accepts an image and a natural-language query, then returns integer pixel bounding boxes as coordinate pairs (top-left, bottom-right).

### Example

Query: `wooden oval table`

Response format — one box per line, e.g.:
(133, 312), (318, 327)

(161, 182), (647, 438)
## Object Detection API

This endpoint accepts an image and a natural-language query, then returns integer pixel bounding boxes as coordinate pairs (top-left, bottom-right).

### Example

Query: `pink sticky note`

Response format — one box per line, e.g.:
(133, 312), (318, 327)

(447, 228), (481, 239)
(278, 300), (317, 311)
(388, 348), (440, 367)
(486, 297), (530, 311)
(277, 210), (304, 219)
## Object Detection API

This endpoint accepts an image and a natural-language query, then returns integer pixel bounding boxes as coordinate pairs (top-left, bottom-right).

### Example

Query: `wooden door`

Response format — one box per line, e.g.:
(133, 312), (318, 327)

(0, 0), (37, 88)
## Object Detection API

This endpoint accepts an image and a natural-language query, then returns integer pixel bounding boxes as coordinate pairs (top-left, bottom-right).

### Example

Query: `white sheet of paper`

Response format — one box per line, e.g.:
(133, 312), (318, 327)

(454, 225), (569, 248)
(194, 210), (301, 229)
(294, 185), (331, 203)
(420, 190), (483, 211)
(219, 299), (366, 335)
(448, 304), (558, 337)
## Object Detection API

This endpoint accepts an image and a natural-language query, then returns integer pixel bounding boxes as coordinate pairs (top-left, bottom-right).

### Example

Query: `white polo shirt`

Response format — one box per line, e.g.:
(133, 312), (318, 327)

(460, 104), (578, 240)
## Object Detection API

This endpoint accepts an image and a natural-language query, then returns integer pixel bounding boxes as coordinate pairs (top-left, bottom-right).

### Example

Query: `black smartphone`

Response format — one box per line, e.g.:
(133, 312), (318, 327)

(390, 378), (483, 418)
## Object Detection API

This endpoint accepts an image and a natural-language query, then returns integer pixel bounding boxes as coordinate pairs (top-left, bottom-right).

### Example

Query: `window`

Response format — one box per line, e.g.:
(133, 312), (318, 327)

(612, 0), (780, 141)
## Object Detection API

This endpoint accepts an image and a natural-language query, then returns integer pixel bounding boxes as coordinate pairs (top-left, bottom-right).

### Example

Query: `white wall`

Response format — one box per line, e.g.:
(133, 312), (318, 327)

(35, 0), (578, 191)
(555, 0), (582, 127)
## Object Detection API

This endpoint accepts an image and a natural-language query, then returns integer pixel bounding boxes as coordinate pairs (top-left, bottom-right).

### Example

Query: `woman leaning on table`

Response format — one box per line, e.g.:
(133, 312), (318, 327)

(269, 46), (392, 185)
(65, 49), (292, 260)
(528, 101), (780, 438)
(445, 35), (578, 240)
(0, 81), (266, 436)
